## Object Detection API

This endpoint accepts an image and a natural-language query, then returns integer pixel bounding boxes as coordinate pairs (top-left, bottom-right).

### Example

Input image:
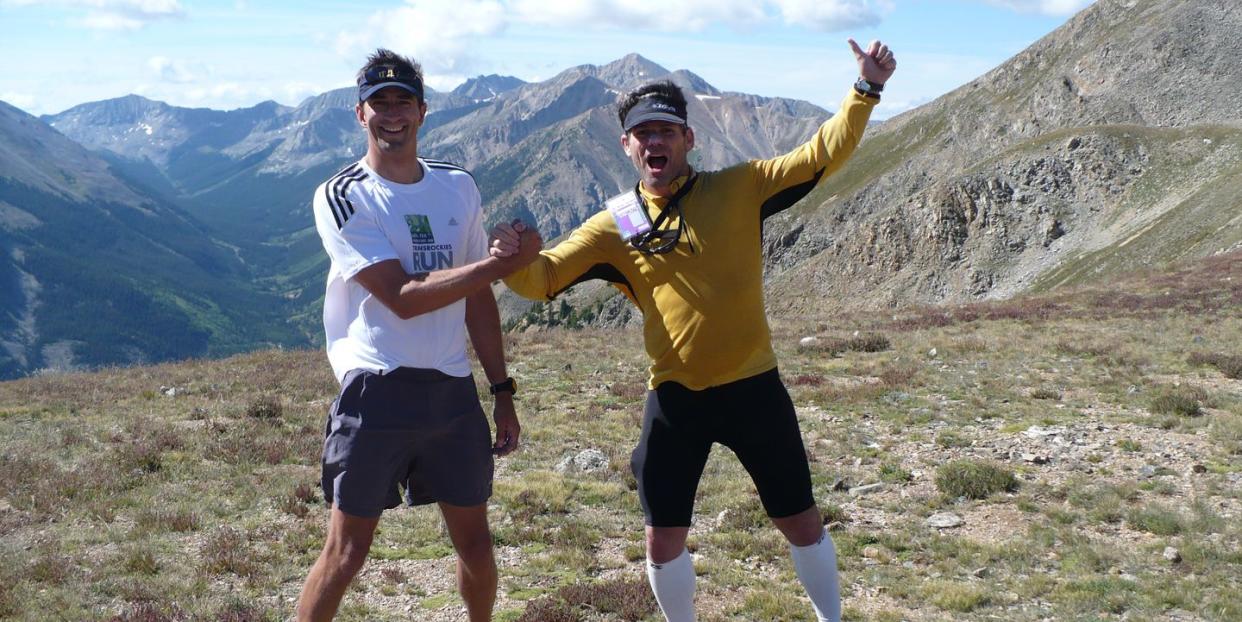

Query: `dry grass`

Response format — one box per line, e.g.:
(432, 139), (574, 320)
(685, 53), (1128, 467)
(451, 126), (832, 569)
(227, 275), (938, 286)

(1, 252), (1240, 621)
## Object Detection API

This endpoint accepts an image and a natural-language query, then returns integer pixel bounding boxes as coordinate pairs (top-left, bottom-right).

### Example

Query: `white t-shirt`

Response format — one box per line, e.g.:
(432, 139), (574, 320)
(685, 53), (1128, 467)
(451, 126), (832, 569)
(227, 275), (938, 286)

(312, 157), (488, 383)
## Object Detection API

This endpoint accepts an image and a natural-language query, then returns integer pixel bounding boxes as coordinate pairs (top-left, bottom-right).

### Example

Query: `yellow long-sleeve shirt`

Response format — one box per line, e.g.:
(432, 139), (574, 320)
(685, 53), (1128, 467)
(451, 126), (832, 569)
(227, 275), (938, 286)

(505, 90), (876, 390)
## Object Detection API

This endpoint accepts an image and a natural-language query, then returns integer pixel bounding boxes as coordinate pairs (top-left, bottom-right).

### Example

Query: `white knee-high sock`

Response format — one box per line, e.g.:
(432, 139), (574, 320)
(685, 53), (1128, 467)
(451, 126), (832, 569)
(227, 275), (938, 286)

(790, 529), (841, 622)
(646, 548), (696, 622)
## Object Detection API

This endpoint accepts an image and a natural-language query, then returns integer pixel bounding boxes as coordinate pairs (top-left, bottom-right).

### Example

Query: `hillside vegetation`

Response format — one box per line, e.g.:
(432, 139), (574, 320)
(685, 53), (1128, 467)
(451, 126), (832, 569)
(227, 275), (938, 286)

(1, 250), (1239, 621)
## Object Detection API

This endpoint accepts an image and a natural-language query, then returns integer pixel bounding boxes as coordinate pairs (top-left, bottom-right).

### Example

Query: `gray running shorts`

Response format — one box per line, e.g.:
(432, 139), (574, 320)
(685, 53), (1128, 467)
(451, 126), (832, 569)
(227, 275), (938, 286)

(320, 367), (493, 518)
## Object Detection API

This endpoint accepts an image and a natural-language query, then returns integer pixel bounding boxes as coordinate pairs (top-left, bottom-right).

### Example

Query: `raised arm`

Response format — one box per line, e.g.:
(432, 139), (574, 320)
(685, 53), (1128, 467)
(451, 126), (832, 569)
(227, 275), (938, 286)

(751, 38), (897, 217)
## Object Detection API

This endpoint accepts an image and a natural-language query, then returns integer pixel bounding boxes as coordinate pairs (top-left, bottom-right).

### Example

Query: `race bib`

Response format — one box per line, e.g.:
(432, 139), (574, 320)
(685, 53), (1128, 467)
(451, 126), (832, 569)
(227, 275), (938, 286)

(606, 192), (651, 242)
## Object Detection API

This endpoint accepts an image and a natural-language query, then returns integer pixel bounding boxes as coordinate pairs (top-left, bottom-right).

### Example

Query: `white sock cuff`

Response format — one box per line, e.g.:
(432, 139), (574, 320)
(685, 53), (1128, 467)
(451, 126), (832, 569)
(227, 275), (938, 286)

(790, 528), (829, 551)
(648, 547), (692, 571)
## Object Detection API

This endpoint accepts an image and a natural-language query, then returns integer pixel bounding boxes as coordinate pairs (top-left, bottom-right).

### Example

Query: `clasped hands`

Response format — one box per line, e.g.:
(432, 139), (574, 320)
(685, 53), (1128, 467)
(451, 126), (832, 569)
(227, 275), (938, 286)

(489, 219), (543, 266)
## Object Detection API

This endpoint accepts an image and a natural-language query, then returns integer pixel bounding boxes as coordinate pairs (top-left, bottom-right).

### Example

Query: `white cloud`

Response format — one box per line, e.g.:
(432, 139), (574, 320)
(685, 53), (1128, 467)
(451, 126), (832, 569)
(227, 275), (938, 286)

(335, 0), (508, 75)
(3, 0), (185, 30)
(770, 0), (893, 32)
(336, 0), (893, 76)
(147, 56), (195, 83)
(982, 0), (1094, 16)
(509, 0), (766, 32)
(504, 0), (890, 32)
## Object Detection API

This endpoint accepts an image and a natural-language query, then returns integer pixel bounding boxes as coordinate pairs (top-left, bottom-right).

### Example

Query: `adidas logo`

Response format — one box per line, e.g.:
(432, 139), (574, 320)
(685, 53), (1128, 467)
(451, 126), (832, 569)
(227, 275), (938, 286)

(448, 218), (459, 226)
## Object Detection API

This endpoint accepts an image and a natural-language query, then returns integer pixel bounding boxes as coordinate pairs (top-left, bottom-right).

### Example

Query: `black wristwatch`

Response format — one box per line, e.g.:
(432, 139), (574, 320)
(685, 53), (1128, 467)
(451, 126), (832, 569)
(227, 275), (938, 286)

(854, 77), (884, 98)
(489, 377), (517, 396)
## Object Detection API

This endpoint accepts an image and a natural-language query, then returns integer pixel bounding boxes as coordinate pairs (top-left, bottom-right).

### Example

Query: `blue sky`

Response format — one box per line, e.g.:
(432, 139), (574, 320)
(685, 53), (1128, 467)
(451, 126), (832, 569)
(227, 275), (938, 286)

(0, 0), (1094, 119)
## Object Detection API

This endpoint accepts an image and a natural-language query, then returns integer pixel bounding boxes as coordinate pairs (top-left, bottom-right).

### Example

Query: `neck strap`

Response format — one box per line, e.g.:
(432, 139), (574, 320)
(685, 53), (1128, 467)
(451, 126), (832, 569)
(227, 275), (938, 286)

(636, 172), (698, 231)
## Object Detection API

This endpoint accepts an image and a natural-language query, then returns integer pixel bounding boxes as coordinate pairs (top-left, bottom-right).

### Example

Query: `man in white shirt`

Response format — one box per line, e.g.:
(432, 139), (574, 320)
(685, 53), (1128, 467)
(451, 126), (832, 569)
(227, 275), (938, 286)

(298, 48), (540, 622)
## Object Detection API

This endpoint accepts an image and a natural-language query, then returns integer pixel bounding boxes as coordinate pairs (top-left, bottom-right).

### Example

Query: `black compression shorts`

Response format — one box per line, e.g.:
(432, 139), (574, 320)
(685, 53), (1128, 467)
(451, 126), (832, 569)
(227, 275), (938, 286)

(629, 368), (814, 527)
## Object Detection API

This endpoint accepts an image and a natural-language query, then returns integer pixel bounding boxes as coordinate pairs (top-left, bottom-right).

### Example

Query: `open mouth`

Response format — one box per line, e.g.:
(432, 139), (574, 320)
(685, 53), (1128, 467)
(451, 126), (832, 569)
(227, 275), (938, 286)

(646, 155), (668, 170)
(380, 125), (406, 136)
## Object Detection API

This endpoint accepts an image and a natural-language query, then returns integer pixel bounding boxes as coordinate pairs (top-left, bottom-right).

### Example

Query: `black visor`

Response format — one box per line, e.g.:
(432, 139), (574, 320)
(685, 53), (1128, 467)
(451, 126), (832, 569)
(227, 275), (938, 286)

(358, 64), (424, 101)
(622, 94), (687, 131)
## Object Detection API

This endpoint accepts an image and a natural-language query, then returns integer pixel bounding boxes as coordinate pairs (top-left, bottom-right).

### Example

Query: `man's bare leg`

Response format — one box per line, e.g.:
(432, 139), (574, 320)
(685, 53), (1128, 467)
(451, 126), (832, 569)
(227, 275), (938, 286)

(296, 506), (381, 622)
(439, 502), (497, 622)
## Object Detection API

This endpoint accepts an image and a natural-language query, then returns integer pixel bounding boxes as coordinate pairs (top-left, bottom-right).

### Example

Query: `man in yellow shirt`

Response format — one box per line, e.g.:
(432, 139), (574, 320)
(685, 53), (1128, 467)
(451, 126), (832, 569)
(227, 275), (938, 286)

(493, 39), (896, 622)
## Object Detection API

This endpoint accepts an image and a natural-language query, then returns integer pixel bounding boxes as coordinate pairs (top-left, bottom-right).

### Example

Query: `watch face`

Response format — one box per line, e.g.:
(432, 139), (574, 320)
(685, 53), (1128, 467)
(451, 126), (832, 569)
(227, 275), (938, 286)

(856, 79), (880, 96)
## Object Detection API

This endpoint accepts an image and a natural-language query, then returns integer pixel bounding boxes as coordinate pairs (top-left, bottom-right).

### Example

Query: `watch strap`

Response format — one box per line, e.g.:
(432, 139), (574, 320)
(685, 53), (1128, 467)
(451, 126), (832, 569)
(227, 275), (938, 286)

(489, 377), (517, 396)
(854, 77), (884, 98)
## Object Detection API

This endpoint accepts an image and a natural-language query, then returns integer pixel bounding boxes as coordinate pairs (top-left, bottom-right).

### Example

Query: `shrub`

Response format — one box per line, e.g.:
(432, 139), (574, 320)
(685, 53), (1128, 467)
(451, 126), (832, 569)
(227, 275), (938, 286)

(214, 600), (273, 622)
(517, 578), (656, 622)
(1030, 387), (1062, 400)
(200, 527), (258, 577)
(279, 492), (311, 518)
(800, 333), (892, 356)
(107, 603), (186, 622)
(559, 579), (656, 620)
(1209, 413), (1242, 455)
(1149, 386), (1205, 417)
(846, 333), (891, 353)
(718, 498), (769, 531)
(741, 589), (814, 620)
(135, 508), (200, 533)
(245, 396), (283, 419)
(380, 567), (406, 584)
(515, 598), (578, 622)
(29, 551), (75, 585)
(114, 439), (163, 474)
(122, 548), (159, 575)
(1127, 504), (1183, 535)
(935, 460), (1018, 500)
(878, 363), (919, 388)
(879, 460), (913, 484)
(935, 431), (970, 448)
(821, 503), (850, 525)
(921, 580), (991, 612)
(1187, 352), (1242, 379)
(607, 382), (646, 400)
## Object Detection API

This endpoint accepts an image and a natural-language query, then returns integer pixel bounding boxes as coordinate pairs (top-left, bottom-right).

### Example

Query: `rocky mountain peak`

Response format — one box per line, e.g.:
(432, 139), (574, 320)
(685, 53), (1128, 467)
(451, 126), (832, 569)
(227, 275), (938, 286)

(452, 74), (526, 102)
(592, 53), (672, 91)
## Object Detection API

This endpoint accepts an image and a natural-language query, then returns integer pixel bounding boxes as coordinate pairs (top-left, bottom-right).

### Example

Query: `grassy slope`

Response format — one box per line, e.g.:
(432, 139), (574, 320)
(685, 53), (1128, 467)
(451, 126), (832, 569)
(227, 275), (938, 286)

(0, 252), (1239, 621)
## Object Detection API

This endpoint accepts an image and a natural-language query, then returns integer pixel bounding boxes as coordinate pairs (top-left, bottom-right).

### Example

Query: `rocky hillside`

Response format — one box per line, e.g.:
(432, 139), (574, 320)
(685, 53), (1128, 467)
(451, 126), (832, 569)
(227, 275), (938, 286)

(759, 0), (1242, 315)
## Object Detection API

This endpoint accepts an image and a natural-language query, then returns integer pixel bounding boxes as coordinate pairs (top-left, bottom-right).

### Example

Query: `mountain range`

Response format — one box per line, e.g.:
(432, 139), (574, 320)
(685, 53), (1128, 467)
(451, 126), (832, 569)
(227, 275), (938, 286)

(0, 100), (303, 377)
(1, 53), (831, 378)
(0, 0), (1237, 378)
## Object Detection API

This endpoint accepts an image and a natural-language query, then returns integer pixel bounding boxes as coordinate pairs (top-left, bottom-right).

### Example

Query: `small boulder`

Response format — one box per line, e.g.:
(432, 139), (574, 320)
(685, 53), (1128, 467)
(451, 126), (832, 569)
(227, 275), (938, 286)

(924, 512), (965, 529)
(850, 483), (884, 496)
(555, 449), (609, 474)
